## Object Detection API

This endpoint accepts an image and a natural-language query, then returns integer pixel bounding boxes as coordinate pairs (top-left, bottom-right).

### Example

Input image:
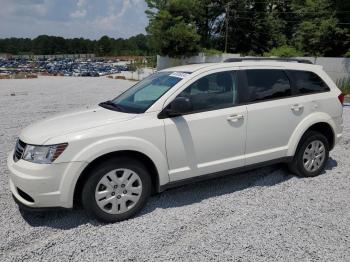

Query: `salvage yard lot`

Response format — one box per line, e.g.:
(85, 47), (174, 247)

(0, 76), (350, 261)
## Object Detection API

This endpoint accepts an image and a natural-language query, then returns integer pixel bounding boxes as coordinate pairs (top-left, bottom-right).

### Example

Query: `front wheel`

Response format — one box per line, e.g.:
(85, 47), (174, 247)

(82, 158), (152, 223)
(289, 131), (329, 177)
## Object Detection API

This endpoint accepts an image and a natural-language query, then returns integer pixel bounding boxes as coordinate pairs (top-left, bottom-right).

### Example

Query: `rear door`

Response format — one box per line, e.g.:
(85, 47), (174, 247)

(242, 67), (309, 165)
(286, 69), (335, 123)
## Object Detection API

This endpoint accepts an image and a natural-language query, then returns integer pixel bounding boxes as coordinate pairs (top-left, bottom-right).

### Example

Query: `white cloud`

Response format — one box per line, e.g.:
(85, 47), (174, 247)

(0, 0), (148, 39)
(77, 0), (86, 8)
(91, 0), (143, 31)
(70, 9), (87, 18)
(70, 0), (87, 19)
(0, 0), (50, 17)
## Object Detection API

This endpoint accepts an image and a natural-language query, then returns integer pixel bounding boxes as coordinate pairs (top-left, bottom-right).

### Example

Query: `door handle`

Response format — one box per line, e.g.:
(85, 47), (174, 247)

(227, 114), (244, 122)
(291, 104), (304, 111)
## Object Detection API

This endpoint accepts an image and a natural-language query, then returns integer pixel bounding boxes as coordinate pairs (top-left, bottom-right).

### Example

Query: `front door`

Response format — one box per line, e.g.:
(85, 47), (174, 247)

(163, 70), (247, 181)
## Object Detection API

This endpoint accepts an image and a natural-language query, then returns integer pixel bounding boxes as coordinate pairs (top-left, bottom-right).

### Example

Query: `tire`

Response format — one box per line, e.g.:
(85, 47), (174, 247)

(82, 157), (152, 223)
(288, 131), (329, 177)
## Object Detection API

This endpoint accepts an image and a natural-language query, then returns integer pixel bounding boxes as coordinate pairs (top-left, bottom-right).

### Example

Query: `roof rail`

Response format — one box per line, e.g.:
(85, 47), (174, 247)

(224, 57), (313, 64)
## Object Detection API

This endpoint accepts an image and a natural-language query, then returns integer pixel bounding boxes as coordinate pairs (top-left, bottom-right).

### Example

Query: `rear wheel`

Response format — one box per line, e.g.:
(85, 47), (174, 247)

(82, 158), (151, 223)
(289, 131), (329, 177)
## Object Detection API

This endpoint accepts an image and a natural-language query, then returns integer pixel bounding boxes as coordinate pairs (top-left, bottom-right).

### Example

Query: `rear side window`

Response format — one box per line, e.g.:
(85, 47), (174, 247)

(287, 70), (330, 94)
(245, 69), (291, 102)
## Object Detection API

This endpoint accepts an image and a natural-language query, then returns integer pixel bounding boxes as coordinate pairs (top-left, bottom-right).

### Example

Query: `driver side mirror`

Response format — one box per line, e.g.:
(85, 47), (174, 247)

(162, 97), (192, 118)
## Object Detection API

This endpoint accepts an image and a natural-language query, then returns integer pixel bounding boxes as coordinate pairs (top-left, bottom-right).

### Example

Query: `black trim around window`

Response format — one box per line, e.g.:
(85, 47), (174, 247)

(158, 69), (331, 119)
(159, 70), (242, 119)
(240, 69), (294, 104)
(158, 101), (246, 119)
(285, 69), (331, 96)
(238, 69), (331, 105)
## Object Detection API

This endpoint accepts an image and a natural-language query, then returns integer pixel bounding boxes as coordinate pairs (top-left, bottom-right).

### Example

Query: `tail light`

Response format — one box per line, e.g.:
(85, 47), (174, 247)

(338, 93), (345, 105)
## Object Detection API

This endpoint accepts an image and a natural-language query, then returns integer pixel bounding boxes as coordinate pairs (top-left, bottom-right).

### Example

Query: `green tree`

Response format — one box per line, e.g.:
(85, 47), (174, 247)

(264, 45), (303, 57)
(97, 36), (113, 56)
(192, 0), (225, 49)
(32, 35), (52, 54)
(292, 0), (348, 56)
(146, 0), (201, 57)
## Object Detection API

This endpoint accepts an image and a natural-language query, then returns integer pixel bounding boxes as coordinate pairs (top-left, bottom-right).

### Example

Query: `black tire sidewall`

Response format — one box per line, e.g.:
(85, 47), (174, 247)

(295, 131), (329, 177)
(82, 158), (152, 223)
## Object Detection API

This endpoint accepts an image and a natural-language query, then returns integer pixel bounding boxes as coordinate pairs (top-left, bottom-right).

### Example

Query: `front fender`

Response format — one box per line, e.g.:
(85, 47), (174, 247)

(74, 136), (169, 184)
(287, 112), (336, 156)
(58, 136), (169, 208)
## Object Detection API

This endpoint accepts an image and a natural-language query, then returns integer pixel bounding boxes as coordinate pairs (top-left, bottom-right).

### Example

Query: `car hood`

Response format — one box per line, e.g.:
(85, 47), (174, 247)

(20, 106), (136, 145)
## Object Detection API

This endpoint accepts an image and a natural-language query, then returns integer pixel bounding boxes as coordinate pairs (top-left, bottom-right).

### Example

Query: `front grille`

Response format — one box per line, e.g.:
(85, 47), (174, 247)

(13, 139), (26, 162)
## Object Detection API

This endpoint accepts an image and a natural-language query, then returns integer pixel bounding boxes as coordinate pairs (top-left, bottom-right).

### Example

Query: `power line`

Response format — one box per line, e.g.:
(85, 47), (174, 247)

(233, 10), (350, 14)
(207, 2), (350, 14)
(233, 16), (350, 25)
(221, 26), (350, 43)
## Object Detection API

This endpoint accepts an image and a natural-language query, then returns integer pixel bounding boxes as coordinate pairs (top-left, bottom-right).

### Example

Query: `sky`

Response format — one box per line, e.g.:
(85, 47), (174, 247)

(0, 0), (149, 40)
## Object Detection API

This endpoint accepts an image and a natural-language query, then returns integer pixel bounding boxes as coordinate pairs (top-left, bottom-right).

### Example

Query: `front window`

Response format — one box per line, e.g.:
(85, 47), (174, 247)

(177, 71), (238, 113)
(100, 71), (188, 113)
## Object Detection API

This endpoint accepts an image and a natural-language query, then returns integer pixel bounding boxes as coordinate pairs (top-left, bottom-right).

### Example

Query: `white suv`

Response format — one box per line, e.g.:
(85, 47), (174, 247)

(7, 59), (344, 222)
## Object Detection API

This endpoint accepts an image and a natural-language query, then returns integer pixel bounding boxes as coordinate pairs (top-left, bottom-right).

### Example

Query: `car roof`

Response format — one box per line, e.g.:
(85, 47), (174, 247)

(161, 61), (322, 73)
(161, 63), (216, 73)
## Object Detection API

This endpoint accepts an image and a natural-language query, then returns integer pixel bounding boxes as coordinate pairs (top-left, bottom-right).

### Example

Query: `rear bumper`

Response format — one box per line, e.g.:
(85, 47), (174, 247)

(333, 115), (343, 147)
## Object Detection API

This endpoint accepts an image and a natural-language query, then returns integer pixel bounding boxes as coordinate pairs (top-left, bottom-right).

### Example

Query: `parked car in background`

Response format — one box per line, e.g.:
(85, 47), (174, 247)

(7, 59), (344, 222)
(0, 57), (122, 76)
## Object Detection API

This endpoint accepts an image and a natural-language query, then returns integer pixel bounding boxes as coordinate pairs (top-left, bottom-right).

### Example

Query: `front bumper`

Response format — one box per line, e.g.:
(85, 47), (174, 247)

(7, 151), (87, 209)
(12, 193), (68, 212)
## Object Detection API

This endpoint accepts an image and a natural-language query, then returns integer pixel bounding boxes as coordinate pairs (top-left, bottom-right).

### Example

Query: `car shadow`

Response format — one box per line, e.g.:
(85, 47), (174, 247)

(324, 157), (338, 171)
(20, 158), (338, 229)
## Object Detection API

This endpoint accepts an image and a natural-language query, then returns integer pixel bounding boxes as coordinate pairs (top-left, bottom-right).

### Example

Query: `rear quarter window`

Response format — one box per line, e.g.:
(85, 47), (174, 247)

(287, 70), (330, 94)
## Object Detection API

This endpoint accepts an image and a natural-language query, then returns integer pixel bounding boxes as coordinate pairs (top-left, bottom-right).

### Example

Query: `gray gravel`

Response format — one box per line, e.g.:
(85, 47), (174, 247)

(1, 76), (350, 262)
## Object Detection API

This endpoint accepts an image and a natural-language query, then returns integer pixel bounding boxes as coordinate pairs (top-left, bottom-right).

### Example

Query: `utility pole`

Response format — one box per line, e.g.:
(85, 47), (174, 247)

(224, 3), (230, 53)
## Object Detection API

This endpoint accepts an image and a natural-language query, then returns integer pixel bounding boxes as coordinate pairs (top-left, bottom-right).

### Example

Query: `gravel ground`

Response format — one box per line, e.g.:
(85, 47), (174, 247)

(0, 76), (350, 261)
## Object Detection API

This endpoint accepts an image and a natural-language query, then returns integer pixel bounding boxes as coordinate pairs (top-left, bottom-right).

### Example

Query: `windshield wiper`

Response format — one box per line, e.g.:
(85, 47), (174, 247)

(99, 100), (125, 112)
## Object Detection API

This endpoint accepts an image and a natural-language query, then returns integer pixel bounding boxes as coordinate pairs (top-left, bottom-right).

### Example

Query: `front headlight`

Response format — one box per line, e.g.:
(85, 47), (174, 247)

(22, 143), (68, 164)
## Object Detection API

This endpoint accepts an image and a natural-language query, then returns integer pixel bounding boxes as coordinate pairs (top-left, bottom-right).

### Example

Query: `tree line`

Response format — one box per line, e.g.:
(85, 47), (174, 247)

(0, 34), (154, 56)
(1, 0), (350, 58)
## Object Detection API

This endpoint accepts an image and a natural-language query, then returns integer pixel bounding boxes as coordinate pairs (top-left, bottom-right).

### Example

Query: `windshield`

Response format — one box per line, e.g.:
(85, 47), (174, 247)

(100, 71), (188, 113)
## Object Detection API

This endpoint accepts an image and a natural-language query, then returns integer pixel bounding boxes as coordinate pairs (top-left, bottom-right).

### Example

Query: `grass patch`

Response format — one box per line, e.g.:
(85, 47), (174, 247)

(336, 77), (350, 95)
(202, 48), (223, 56)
